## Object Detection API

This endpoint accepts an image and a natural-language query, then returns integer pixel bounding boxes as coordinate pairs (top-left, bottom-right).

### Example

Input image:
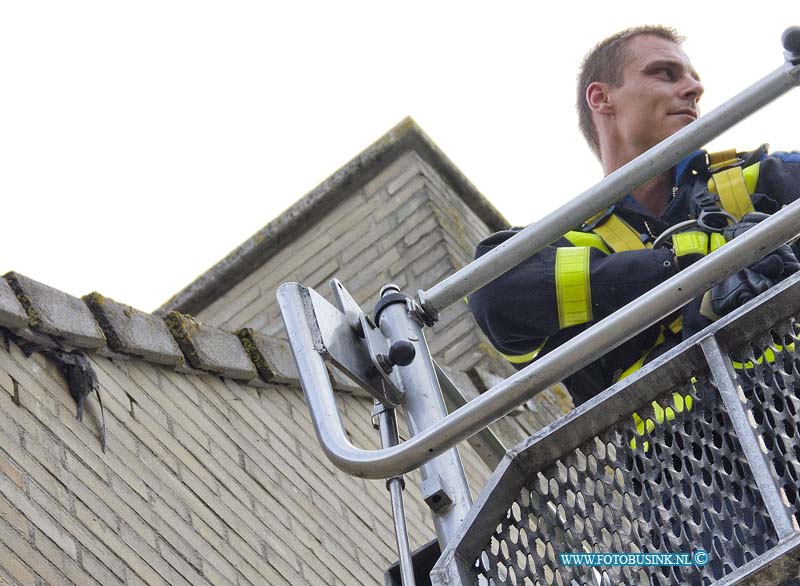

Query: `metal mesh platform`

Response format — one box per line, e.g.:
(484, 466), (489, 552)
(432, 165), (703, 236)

(734, 325), (800, 528)
(431, 274), (800, 586)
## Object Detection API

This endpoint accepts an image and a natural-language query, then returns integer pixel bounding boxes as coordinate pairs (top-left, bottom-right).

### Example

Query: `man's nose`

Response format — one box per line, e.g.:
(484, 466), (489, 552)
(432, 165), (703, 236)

(682, 75), (704, 102)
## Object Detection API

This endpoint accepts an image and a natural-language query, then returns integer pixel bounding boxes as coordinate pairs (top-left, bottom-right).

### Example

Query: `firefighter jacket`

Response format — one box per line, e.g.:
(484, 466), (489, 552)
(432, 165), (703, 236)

(468, 148), (800, 406)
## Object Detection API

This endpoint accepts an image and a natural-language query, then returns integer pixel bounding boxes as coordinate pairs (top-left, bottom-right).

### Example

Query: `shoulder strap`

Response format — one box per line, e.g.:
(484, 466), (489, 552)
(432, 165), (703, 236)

(583, 208), (650, 253)
(705, 148), (760, 220)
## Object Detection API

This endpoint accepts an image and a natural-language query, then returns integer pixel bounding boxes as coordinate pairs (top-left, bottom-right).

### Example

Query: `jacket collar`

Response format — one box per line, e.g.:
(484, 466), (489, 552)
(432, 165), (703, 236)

(616, 150), (706, 218)
(674, 150), (707, 185)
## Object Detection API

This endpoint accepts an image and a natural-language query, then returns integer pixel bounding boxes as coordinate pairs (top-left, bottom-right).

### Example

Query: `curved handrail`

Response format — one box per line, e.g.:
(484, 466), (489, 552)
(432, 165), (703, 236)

(278, 199), (800, 479)
(278, 37), (800, 480)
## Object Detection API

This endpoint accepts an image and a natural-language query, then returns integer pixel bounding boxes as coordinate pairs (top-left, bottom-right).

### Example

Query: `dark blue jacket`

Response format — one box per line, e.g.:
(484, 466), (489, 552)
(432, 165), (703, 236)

(468, 149), (800, 405)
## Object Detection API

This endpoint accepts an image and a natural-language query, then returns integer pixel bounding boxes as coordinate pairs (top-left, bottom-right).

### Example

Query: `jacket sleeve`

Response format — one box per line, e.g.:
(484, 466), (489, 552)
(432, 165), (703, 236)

(468, 233), (676, 359)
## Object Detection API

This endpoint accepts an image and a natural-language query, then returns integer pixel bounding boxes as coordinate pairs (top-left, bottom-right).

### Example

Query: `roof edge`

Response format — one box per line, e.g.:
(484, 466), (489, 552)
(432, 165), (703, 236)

(0, 271), (368, 395)
(157, 117), (508, 316)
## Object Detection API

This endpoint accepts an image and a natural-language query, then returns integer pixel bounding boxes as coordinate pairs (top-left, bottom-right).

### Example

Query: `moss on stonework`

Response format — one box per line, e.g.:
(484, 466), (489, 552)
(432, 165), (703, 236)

(84, 292), (106, 307)
(164, 311), (201, 367)
(5, 272), (41, 328)
(82, 292), (124, 352)
(236, 328), (273, 381)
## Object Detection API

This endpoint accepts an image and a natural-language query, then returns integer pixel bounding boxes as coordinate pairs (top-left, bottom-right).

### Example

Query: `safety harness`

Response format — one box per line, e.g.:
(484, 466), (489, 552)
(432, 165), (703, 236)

(582, 148), (765, 451)
(500, 148), (765, 368)
(503, 147), (788, 451)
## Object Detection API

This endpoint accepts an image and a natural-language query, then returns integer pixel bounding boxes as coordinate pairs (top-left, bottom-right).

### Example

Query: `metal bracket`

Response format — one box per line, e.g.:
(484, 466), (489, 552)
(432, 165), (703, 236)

(305, 279), (405, 406)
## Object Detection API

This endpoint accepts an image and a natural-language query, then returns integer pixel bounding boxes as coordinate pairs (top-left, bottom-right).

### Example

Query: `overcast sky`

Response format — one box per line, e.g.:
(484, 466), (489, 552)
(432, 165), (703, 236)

(1, 3), (797, 312)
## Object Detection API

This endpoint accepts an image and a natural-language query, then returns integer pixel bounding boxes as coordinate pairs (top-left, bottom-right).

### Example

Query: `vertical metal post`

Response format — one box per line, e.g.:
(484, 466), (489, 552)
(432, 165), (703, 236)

(700, 335), (796, 539)
(375, 285), (473, 548)
(376, 403), (417, 586)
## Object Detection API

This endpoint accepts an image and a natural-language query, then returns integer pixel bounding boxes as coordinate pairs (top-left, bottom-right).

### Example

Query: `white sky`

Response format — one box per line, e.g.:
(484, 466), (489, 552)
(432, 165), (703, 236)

(1, 2), (798, 312)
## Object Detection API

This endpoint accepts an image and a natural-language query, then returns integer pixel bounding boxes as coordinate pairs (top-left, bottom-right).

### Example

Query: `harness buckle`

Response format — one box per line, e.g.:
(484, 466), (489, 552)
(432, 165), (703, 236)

(581, 205), (616, 231)
(696, 209), (738, 232)
(708, 156), (745, 173)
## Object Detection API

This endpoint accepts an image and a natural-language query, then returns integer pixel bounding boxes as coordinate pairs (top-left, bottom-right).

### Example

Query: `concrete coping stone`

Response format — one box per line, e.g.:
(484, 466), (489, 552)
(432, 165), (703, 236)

(83, 292), (184, 367)
(5, 272), (106, 349)
(238, 327), (365, 395)
(0, 277), (28, 331)
(1, 270), (384, 395)
(165, 312), (257, 381)
(237, 328), (299, 384)
(8, 327), (62, 350)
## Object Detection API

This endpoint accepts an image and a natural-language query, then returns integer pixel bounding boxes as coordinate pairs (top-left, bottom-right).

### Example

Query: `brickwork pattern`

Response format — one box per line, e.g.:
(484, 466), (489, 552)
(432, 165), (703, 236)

(0, 338), (491, 586)
(0, 129), (575, 584)
(196, 150), (572, 442)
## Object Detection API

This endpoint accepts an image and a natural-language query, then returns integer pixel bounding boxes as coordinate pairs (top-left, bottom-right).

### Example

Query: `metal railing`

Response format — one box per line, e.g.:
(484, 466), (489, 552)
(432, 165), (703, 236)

(278, 26), (800, 585)
(430, 271), (800, 586)
(278, 29), (800, 480)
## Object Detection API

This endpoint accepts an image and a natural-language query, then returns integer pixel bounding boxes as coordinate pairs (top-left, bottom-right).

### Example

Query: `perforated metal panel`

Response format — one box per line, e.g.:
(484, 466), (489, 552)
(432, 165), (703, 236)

(733, 320), (800, 531)
(474, 374), (777, 586)
(432, 276), (800, 586)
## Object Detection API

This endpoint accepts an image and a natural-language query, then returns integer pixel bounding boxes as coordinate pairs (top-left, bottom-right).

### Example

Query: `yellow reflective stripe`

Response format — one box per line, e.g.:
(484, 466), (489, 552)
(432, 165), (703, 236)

(707, 166), (755, 220)
(629, 387), (695, 450)
(555, 247), (592, 328)
(672, 231), (709, 257)
(591, 214), (649, 252)
(743, 162), (760, 194)
(667, 316), (682, 335)
(616, 317), (683, 383)
(500, 338), (548, 365)
(709, 233), (726, 252)
(731, 343), (795, 369)
(708, 148), (738, 169)
(562, 231), (611, 255)
(615, 329), (667, 382)
(618, 354), (647, 383)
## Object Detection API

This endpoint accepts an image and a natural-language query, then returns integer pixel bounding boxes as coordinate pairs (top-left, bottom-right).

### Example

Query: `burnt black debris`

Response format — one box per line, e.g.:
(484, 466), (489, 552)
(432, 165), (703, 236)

(2, 328), (106, 452)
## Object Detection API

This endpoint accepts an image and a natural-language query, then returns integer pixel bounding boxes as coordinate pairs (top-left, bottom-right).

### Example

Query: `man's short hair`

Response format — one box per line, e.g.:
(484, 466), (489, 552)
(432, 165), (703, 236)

(577, 25), (685, 158)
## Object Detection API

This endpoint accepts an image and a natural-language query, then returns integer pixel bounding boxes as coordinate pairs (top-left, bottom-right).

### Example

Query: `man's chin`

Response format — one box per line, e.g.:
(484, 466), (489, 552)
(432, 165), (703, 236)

(669, 114), (698, 130)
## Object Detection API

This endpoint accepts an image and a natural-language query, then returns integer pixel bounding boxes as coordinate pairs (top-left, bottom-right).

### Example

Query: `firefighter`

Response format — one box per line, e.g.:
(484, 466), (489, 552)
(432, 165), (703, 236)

(469, 26), (800, 406)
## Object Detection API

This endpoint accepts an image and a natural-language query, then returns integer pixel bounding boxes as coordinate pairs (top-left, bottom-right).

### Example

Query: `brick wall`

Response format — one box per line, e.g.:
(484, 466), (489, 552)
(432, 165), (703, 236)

(0, 122), (576, 586)
(0, 337), (491, 586)
(196, 149), (572, 439)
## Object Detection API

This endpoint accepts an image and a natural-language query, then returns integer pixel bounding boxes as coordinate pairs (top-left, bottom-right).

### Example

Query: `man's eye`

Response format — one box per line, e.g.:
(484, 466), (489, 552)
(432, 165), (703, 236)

(657, 68), (677, 81)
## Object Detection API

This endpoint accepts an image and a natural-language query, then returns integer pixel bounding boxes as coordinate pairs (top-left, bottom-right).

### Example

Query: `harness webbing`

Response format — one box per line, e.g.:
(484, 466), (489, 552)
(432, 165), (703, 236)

(502, 148), (760, 370)
(708, 166), (756, 220)
(588, 213), (649, 253)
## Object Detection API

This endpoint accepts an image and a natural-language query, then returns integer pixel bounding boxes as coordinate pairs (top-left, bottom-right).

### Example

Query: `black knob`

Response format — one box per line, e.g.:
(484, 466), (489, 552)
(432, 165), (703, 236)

(388, 340), (416, 367)
(783, 27), (800, 54)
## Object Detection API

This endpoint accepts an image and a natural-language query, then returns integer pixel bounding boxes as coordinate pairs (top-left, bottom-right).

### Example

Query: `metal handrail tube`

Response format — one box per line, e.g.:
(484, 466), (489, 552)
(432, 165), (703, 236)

(279, 198), (800, 479)
(419, 61), (800, 318)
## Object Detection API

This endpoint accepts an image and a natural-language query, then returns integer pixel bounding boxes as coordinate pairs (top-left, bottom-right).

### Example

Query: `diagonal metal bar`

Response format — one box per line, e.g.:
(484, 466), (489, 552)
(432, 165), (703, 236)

(279, 201), (800, 479)
(419, 59), (800, 318)
(700, 335), (795, 539)
(433, 361), (506, 470)
(713, 531), (800, 586)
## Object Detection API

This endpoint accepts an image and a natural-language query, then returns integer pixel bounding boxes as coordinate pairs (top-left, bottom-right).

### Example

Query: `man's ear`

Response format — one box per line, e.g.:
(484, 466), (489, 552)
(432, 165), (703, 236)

(586, 81), (614, 115)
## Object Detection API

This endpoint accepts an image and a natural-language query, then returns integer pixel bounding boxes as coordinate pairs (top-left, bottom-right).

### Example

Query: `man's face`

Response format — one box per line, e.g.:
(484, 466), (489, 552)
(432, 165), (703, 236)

(606, 35), (704, 155)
